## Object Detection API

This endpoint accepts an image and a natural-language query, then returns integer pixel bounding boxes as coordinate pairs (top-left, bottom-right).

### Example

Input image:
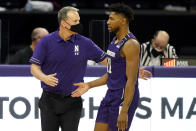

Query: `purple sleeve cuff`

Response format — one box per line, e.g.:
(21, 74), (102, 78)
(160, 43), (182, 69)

(29, 57), (41, 66)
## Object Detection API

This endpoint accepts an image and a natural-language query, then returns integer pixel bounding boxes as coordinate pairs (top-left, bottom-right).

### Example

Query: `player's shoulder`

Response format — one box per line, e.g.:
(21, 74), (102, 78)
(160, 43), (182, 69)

(124, 38), (140, 49)
(121, 38), (140, 57)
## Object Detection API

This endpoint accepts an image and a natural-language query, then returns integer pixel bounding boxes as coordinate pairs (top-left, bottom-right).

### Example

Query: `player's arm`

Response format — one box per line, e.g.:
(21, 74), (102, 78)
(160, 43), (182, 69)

(121, 39), (140, 112)
(100, 58), (152, 79)
(71, 73), (108, 97)
(100, 58), (107, 65)
(87, 73), (108, 88)
(117, 39), (140, 130)
(31, 64), (58, 87)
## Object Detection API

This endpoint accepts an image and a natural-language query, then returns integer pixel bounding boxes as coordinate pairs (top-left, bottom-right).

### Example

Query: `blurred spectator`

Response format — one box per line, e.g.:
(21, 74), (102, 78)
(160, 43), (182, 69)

(0, 0), (27, 9)
(0, 0), (192, 10)
(140, 30), (178, 66)
(41, 0), (90, 10)
(6, 27), (49, 64)
(25, 0), (54, 12)
(156, 0), (191, 11)
(124, 0), (156, 9)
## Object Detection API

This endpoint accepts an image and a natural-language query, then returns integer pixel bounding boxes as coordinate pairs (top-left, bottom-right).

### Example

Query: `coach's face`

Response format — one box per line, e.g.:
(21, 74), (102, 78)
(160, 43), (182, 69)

(107, 12), (125, 33)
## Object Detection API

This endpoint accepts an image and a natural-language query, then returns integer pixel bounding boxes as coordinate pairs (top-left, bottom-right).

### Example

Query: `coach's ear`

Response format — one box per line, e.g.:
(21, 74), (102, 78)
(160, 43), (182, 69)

(60, 19), (68, 29)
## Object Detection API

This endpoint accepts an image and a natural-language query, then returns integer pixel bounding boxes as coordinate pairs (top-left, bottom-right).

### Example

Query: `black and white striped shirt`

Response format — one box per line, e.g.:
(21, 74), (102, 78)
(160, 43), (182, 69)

(140, 41), (178, 66)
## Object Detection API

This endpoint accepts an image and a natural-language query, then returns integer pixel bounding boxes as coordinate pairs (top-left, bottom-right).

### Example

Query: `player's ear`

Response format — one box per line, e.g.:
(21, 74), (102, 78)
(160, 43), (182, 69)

(122, 17), (127, 25)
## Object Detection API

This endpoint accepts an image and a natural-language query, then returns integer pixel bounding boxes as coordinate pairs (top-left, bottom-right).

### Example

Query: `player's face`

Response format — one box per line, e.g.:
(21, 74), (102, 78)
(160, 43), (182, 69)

(107, 12), (123, 33)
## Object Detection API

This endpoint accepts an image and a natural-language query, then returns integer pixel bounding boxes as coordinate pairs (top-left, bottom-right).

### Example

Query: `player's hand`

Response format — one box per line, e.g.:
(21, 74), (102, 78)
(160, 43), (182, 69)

(117, 111), (128, 131)
(71, 82), (89, 97)
(139, 66), (152, 80)
(43, 73), (58, 87)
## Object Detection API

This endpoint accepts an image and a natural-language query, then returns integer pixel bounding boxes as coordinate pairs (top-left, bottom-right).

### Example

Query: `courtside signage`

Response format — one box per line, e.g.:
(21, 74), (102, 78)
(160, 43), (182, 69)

(0, 77), (196, 131)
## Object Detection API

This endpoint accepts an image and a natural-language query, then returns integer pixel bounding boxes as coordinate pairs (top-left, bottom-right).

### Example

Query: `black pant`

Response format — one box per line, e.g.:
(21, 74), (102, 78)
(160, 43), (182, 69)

(38, 91), (83, 131)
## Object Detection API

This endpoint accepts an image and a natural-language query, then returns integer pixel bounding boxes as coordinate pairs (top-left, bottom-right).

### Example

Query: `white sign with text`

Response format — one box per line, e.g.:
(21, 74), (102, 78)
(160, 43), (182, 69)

(0, 77), (196, 131)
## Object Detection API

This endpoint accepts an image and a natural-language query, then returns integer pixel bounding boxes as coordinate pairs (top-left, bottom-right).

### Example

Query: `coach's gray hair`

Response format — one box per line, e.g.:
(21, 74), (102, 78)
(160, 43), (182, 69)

(57, 6), (79, 25)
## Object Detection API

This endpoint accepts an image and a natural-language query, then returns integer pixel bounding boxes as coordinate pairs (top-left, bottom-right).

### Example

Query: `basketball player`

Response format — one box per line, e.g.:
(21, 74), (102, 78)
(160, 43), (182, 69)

(72, 3), (140, 131)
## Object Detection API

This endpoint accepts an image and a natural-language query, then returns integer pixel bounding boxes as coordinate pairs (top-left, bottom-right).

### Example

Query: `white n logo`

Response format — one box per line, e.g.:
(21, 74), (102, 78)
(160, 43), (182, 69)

(74, 45), (79, 55)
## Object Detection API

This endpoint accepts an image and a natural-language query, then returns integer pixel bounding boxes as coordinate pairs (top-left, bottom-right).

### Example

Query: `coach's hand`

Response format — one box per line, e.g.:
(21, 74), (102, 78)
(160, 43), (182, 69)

(43, 73), (58, 87)
(72, 83), (89, 97)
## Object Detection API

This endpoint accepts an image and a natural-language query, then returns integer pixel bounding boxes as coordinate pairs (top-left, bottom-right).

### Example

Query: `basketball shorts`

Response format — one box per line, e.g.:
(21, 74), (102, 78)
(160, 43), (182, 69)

(96, 87), (139, 131)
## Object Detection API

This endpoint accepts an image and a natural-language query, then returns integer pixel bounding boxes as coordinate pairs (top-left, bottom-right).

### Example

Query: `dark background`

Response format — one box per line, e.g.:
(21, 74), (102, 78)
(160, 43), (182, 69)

(0, 0), (196, 63)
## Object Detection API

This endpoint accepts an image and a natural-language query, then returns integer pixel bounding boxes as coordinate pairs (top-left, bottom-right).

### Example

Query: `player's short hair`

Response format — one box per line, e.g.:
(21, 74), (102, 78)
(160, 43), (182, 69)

(57, 6), (79, 25)
(108, 3), (134, 24)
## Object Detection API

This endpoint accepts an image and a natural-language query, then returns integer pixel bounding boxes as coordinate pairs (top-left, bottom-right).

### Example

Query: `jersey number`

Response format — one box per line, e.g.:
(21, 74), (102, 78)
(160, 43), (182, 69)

(107, 58), (112, 73)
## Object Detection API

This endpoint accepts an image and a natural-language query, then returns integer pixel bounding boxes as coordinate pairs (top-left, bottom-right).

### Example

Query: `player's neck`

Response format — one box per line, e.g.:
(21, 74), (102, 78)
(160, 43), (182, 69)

(116, 27), (130, 42)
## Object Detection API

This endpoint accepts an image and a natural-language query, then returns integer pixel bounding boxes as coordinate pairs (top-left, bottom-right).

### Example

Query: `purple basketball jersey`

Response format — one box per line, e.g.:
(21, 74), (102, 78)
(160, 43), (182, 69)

(106, 32), (139, 90)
